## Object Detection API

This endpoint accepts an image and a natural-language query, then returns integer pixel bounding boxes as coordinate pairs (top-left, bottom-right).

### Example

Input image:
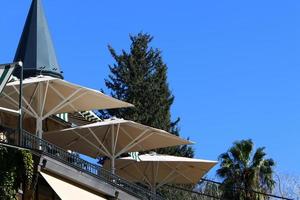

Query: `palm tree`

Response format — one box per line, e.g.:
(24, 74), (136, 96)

(217, 139), (275, 200)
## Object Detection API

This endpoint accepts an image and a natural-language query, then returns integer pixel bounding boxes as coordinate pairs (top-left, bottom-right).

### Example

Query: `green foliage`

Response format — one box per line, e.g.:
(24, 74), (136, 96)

(194, 180), (222, 199)
(158, 182), (221, 200)
(104, 32), (194, 158)
(217, 139), (275, 200)
(0, 146), (34, 200)
(159, 184), (196, 200)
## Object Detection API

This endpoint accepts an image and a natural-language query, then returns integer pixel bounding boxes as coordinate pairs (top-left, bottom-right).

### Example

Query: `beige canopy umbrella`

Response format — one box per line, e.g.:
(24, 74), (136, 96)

(0, 76), (132, 137)
(104, 153), (217, 193)
(43, 118), (193, 173)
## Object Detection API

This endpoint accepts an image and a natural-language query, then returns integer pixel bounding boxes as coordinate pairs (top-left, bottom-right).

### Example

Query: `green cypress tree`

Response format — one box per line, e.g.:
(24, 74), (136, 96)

(104, 32), (194, 158)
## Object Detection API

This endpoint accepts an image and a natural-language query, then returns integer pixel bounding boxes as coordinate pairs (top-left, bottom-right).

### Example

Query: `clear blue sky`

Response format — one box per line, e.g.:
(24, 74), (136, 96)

(1, 0), (299, 177)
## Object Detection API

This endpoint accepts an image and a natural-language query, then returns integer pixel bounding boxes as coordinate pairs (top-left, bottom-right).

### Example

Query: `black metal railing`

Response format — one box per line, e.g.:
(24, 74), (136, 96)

(0, 127), (163, 200)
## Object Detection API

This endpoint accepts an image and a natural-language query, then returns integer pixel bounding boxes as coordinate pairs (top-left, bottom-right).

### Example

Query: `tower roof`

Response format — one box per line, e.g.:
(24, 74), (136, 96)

(14, 0), (63, 79)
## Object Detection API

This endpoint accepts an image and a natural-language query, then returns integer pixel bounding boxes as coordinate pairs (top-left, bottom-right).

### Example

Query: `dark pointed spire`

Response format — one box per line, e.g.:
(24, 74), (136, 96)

(14, 0), (63, 79)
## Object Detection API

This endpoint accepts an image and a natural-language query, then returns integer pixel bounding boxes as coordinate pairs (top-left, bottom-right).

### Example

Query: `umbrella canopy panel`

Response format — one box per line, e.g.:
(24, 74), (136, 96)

(0, 76), (132, 137)
(104, 153), (217, 191)
(43, 119), (192, 159)
(0, 76), (132, 118)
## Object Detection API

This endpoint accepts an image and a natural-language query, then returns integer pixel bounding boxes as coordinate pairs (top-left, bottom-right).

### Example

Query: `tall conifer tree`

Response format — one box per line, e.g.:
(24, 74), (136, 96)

(104, 33), (194, 158)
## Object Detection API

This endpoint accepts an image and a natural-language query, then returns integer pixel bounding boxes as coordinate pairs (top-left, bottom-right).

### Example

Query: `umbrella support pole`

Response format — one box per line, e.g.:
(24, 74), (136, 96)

(111, 156), (115, 174)
(35, 118), (43, 151)
(36, 118), (43, 139)
(151, 185), (156, 195)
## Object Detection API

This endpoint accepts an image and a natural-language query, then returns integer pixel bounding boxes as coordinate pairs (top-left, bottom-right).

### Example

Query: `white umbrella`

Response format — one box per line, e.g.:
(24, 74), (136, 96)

(104, 153), (217, 193)
(43, 118), (193, 174)
(0, 76), (132, 137)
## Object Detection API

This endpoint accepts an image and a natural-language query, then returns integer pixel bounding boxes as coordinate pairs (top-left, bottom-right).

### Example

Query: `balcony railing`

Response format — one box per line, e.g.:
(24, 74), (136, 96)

(0, 126), (163, 200)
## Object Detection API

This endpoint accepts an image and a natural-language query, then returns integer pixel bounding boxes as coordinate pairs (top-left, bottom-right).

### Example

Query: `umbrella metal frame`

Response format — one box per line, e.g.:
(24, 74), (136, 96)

(116, 160), (201, 194)
(44, 119), (192, 176)
(67, 122), (157, 174)
(0, 77), (132, 138)
(1, 79), (85, 138)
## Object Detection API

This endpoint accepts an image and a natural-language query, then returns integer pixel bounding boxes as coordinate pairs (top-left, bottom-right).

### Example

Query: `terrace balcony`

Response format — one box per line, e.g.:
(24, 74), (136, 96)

(0, 126), (163, 200)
